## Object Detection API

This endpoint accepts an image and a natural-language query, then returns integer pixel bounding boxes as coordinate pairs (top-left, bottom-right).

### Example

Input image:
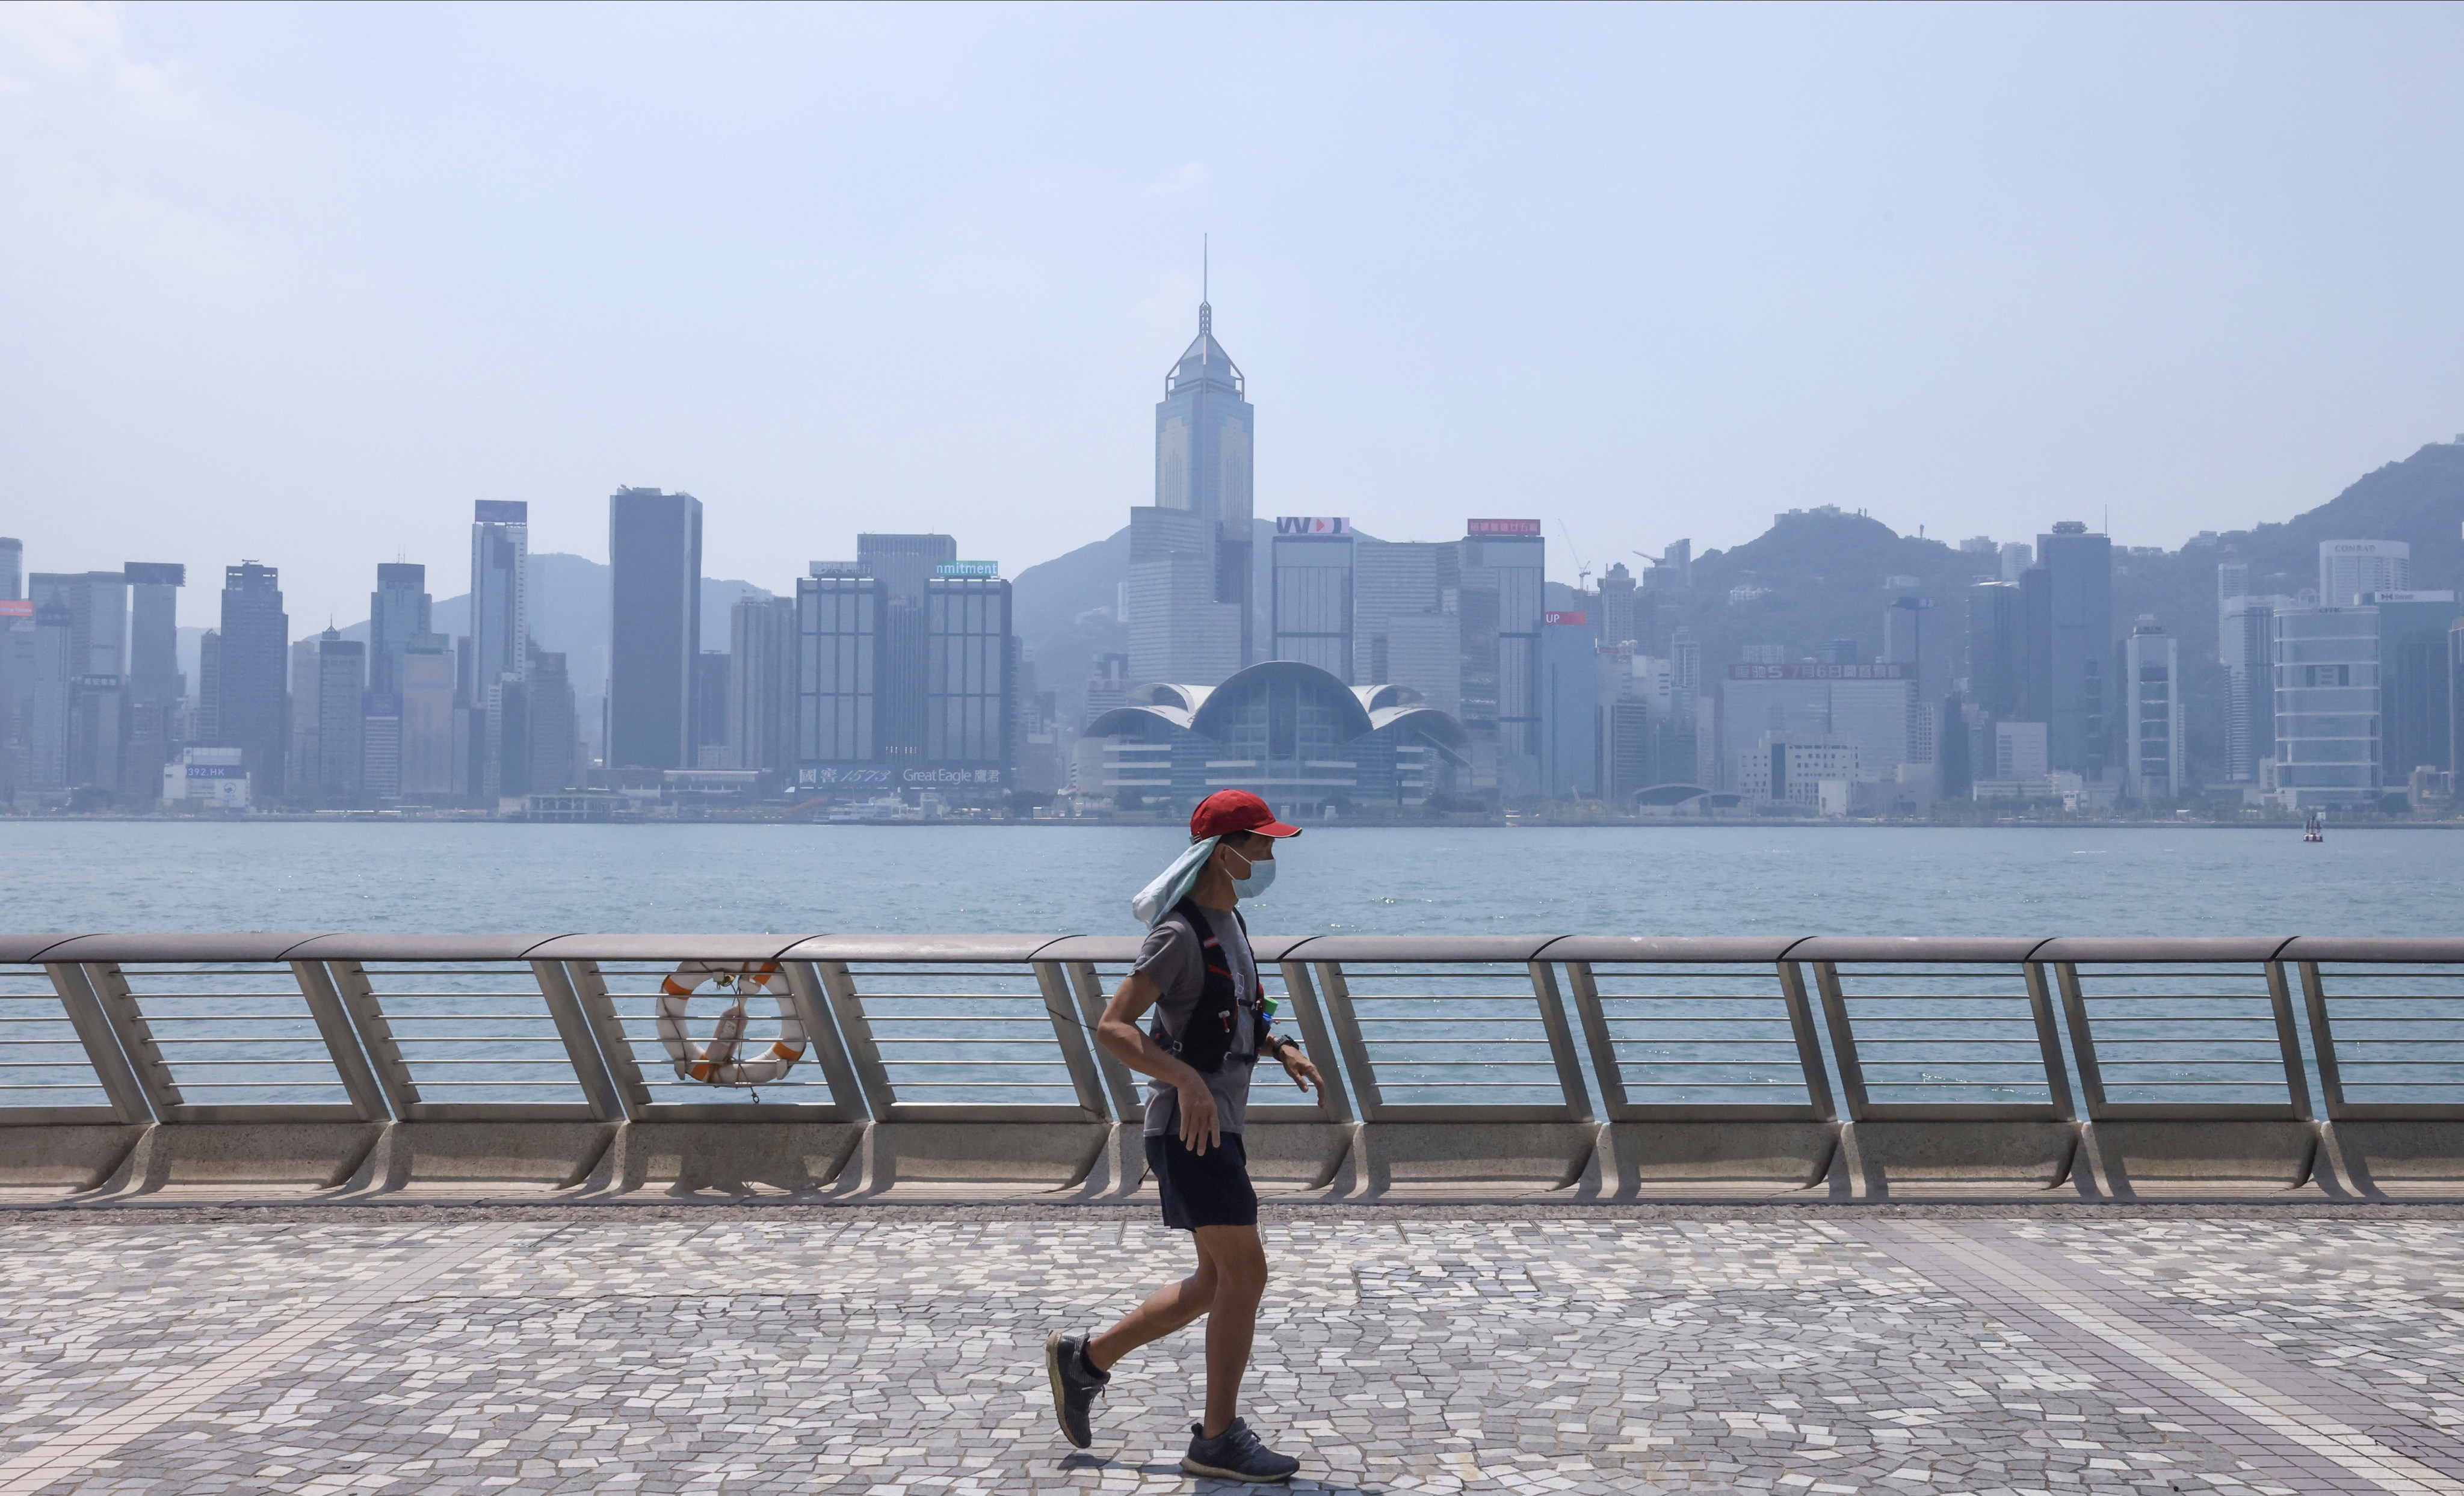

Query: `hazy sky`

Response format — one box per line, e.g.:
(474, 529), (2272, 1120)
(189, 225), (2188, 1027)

(5, 2), (2462, 635)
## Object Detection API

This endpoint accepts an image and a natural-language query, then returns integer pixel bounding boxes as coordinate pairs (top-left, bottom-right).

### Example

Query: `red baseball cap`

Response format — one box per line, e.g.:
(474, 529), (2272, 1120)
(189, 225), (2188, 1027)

(1190, 789), (1303, 841)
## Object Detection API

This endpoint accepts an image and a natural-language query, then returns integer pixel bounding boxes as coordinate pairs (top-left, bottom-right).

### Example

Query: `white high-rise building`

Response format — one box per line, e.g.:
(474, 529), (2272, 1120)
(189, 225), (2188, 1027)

(2122, 618), (2184, 802)
(2320, 540), (2409, 606)
(2273, 605), (2381, 808)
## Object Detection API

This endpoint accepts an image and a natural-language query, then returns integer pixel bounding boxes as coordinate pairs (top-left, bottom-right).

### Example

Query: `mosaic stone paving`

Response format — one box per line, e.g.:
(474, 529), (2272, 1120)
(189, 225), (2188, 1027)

(0, 1214), (2460, 1494)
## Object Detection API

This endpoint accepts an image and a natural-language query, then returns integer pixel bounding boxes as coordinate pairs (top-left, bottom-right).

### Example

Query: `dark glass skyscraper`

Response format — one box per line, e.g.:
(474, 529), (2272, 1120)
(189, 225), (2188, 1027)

(368, 563), (431, 695)
(2024, 524), (2113, 776)
(607, 487), (702, 769)
(857, 534), (955, 767)
(215, 562), (289, 796)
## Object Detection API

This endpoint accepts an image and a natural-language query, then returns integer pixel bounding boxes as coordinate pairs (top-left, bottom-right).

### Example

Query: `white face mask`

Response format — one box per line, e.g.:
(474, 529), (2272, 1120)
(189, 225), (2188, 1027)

(1226, 845), (1277, 900)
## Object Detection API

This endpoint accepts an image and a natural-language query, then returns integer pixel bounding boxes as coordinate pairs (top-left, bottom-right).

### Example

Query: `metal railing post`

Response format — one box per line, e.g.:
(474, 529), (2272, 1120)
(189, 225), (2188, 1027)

(2296, 960), (2348, 1120)
(814, 960), (900, 1118)
(779, 961), (871, 1119)
(1033, 960), (1111, 1121)
(1276, 959), (1354, 1124)
(321, 959), (421, 1118)
(1066, 961), (1146, 1122)
(2264, 960), (2314, 1122)
(1315, 962), (1385, 1120)
(1527, 960), (1595, 1121)
(2021, 962), (2078, 1122)
(1777, 959), (1838, 1122)
(72, 963), (184, 1120)
(530, 959), (632, 1122)
(2052, 962), (2110, 1118)
(289, 961), (391, 1121)
(1809, 961), (1868, 1120)
(559, 960), (653, 1117)
(43, 962), (157, 1124)
(1563, 961), (1631, 1118)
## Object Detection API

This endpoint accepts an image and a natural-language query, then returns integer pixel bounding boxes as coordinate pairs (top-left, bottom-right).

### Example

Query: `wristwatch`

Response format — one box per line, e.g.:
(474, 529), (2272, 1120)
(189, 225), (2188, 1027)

(1264, 1035), (1300, 1059)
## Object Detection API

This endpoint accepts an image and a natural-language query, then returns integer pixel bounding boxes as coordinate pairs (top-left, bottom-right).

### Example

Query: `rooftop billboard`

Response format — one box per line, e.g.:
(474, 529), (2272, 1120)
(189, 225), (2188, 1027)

(1543, 611), (1588, 626)
(123, 562), (185, 586)
(474, 500), (529, 525)
(1466, 519), (1542, 537)
(1276, 517), (1350, 535)
(935, 561), (999, 578)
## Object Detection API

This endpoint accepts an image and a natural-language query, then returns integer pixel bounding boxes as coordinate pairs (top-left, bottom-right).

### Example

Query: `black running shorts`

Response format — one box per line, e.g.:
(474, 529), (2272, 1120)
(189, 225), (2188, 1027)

(1144, 1132), (1258, 1231)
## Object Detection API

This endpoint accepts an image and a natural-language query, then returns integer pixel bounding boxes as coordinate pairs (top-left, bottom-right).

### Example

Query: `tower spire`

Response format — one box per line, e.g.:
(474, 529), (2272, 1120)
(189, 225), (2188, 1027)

(1200, 234), (1211, 336)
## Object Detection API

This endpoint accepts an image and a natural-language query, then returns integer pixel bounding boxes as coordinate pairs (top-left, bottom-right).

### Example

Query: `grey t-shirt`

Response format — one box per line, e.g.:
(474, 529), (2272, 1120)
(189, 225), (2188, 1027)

(1134, 904), (1260, 1139)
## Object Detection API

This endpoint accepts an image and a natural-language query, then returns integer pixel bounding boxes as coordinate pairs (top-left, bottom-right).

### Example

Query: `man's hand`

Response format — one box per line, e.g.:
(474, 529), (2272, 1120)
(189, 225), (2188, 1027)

(1176, 1077), (1222, 1154)
(1276, 1042), (1325, 1103)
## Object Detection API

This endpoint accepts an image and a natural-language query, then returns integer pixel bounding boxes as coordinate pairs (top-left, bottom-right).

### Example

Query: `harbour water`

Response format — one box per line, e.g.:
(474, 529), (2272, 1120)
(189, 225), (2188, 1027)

(7, 821), (2459, 937)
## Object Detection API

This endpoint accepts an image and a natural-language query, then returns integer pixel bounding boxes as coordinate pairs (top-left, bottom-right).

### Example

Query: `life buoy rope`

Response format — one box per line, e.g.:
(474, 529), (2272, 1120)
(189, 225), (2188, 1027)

(654, 961), (805, 1086)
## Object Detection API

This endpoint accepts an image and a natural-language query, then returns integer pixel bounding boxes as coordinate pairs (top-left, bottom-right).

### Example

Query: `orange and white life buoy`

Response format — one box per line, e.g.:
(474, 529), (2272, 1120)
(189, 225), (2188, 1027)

(655, 961), (805, 1086)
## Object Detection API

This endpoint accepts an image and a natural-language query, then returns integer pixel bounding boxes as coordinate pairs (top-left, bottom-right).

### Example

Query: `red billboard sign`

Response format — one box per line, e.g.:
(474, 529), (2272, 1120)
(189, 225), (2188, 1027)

(1466, 519), (1542, 537)
(0, 600), (29, 620)
(1543, 611), (1587, 626)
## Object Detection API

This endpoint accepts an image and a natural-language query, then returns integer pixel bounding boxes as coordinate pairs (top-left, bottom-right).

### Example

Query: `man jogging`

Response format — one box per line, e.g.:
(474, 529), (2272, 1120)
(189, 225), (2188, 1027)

(1045, 789), (1324, 1483)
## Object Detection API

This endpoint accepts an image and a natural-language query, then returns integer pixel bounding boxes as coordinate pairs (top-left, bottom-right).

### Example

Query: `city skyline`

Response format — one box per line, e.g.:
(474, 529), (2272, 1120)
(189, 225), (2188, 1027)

(8, 5), (2464, 638)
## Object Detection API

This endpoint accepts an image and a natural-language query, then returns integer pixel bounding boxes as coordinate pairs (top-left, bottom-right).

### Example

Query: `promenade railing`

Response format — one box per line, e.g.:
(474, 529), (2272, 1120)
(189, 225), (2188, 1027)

(2, 932), (2459, 1201)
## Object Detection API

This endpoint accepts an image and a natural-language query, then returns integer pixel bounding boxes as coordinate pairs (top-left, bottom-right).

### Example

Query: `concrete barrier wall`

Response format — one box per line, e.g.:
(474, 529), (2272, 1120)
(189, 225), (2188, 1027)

(2, 932), (2461, 1203)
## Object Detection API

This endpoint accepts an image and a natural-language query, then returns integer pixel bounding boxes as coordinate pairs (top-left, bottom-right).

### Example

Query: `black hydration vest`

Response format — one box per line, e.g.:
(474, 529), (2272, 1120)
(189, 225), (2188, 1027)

(1149, 897), (1271, 1076)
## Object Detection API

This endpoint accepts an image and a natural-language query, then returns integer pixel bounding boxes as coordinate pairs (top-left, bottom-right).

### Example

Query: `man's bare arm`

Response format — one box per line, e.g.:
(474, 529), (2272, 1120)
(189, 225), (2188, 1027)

(1096, 971), (1224, 1154)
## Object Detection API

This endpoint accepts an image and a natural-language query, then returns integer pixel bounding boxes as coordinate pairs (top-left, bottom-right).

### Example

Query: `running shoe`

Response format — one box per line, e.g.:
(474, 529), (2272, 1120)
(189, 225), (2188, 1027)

(1181, 1418), (1300, 1483)
(1043, 1331), (1107, 1448)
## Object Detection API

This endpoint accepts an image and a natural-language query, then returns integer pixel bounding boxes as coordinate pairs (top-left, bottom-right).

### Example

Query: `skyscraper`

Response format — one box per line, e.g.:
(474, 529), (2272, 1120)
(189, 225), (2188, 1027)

(1150, 291), (1255, 670)
(368, 563), (431, 695)
(1126, 508), (1241, 685)
(1882, 595), (1950, 703)
(121, 564), (182, 789)
(729, 596), (798, 774)
(215, 563), (288, 797)
(2025, 523), (2114, 778)
(2220, 593), (2291, 783)
(607, 487), (703, 769)
(855, 535), (955, 765)
(1269, 517), (1354, 680)
(361, 691), (401, 802)
(856, 534), (957, 609)
(469, 501), (529, 691)
(400, 633), (455, 797)
(693, 651), (730, 768)
(1460, 520), (1546, 796)
(798, 572), (883, 771)
(1964, 582), (2024, 718)
(2370, 591), (2460, 787)
(1598, 562), (1638, 648)
(0, 539), (19, 602)
(1353, 540), (1456, 707)
(2273, 605), (2380, 808)
(2320, 541), (2409, 606)
(314, 629), (366, 798)
(526, 648), (578, 793)
(2122, 617), (2183, 802)
(924, 574), (1013, 777)
(28, 570), (128, 678)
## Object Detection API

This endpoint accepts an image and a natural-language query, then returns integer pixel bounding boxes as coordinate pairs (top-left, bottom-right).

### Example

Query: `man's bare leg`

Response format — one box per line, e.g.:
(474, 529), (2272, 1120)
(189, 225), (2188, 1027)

(1085, 1248), (1218, 1371)
(1194, 1224), (1268, 1437)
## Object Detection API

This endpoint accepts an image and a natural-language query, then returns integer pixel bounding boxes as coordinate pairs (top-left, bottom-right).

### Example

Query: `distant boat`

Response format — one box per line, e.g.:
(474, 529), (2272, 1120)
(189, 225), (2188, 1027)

(2303, 811), (2324, 843)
